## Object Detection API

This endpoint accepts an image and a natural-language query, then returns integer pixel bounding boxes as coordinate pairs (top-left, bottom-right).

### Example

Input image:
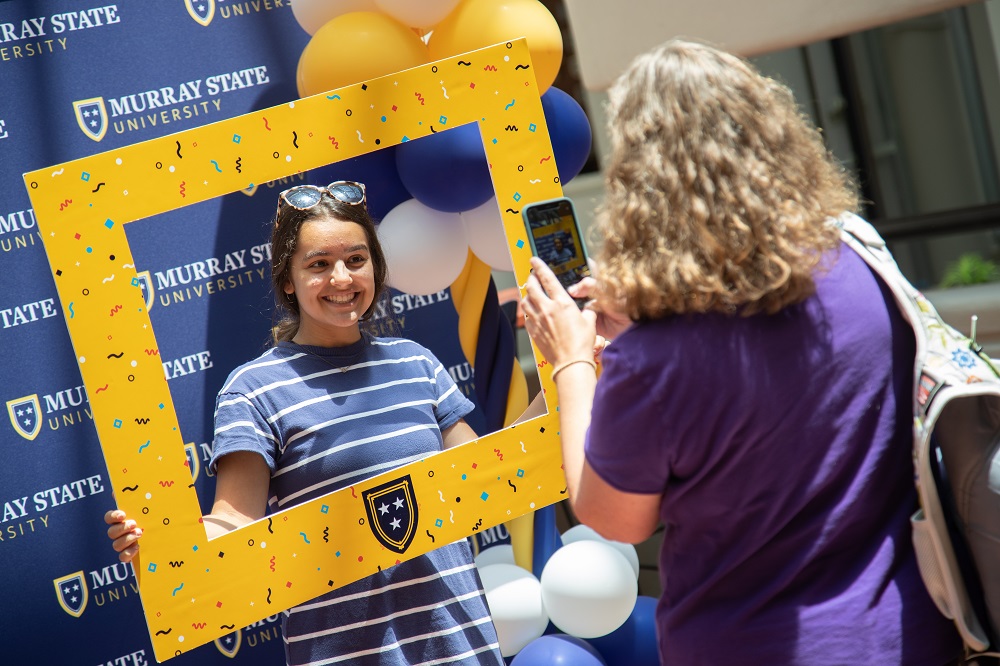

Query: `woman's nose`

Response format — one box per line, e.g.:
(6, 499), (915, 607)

(330, 262), (351, 283)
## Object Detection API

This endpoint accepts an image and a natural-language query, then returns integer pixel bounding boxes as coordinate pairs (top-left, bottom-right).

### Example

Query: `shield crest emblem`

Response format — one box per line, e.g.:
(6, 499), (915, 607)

(7, 394), (41, 441)
(73, 98), (107, 142)
(54, 571), (88, 617)
(185, 442), (201, 482)
(362, 475), (418, 554)
(185, 0), (215, 26)
(134, 270), (154, 311)
(214, 628), (241, 658)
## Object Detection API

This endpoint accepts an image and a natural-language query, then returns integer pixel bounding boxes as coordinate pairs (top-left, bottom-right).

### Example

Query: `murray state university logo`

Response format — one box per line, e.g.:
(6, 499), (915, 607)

(7, 394), (41, 441)
(134, 270), (154, 311)
(363, 475), (418, 554)
(185, 442), (201, 482)
(54, 572), (89, 617)
(73, 98), (108, 142)
(185, 0), (215, 26)
(214, 629), (241, 658)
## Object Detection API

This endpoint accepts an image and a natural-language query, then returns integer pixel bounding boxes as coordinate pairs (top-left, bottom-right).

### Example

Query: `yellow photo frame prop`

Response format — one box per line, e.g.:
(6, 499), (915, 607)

(24, 40), (567, 663)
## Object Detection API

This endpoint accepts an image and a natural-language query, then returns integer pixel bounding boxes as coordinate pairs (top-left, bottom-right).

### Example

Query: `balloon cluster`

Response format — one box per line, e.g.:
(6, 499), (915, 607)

(475, 525), (661, 665)
(291, 0), (593, 294)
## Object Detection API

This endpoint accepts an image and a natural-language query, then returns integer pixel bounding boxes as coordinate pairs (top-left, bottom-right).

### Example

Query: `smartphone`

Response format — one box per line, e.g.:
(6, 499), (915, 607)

(522, 197), (592, 307)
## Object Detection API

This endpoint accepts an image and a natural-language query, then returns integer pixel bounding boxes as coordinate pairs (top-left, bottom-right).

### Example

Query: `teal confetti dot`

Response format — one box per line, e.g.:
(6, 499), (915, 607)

(335, 551), (341, 557)
(131, 277), (140, 286)
(435, 519), (443, 527)
(158, 403), (165, 409)
(529, 123), (537, 132)
(81, 172), (91, 181)
(321, 505), (329, 514)
(401, 136), (410, 142)
(104, 219), (114, 229)
(148, 563), (156, 572)
(516, 240), (525, 249)
(380, 116), (387, 122)
(233, 134), (242, 143)
(513, 192), (522, 202)
(461, 474), (467, 480)
(192, 545), (198, 552)
(492, 138), (498, 144)
(86, 247), (93, 253)
(113, 419), (123, 428)
(439, 115), (448, 125)
(480, 492), (489, 501)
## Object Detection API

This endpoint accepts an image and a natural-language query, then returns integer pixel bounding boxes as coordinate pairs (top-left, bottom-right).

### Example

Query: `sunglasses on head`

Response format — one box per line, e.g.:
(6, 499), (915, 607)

(276, 181), (367, 219)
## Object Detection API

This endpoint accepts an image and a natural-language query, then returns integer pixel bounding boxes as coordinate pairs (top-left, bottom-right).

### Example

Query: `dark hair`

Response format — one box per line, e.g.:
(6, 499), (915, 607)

(269, 197), (390, 344)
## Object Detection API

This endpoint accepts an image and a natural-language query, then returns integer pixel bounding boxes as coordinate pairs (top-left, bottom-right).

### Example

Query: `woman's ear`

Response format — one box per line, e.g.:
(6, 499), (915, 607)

(283, 281), (295, 296)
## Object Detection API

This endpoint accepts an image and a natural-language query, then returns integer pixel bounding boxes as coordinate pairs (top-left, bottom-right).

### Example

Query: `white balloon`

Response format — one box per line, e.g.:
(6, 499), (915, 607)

(560, 524), (641, 579)
(373, 0), (462, 29)
(460, 196), (515, 272)
(475, 544), (518, 568)
(378, 199), (469, 296)
(291, 0), (377, 35)
(479, 563), (549, 657)
(540, 541), (638, 639)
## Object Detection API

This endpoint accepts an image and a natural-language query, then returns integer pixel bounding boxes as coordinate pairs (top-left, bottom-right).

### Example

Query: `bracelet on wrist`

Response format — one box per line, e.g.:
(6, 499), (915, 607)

(550, 357), (598, 381)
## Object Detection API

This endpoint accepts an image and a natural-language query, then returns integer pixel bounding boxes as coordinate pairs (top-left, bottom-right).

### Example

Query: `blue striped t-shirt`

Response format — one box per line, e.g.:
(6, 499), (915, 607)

(211, 334), (503, 666)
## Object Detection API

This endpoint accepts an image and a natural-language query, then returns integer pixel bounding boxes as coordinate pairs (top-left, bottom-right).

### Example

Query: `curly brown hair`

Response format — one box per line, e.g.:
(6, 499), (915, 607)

(595, 39), (859, 319)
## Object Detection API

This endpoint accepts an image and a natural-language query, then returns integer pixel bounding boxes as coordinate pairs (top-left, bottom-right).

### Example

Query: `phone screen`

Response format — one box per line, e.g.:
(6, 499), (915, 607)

(523, 198), (591, 297)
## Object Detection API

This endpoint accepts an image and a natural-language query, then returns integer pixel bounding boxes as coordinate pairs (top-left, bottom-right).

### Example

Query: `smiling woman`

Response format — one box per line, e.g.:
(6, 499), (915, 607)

(106, 181), (521, 666)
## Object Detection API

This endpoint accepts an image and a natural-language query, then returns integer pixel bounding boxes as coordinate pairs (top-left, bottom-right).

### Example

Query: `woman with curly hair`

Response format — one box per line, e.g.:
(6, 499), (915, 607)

(523, 39), (961, 665)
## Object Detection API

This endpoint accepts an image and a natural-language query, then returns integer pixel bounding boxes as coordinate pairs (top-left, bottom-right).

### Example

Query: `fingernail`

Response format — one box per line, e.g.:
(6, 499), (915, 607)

(135, 528), (143, 537)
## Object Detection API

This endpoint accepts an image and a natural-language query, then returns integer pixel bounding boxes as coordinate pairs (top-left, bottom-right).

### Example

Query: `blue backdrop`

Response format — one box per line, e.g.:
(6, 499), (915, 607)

(0, 2), (516, 663)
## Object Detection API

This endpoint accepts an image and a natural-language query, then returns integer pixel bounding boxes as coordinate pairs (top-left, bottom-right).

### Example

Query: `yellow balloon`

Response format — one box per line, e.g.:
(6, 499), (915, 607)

(297, 11), (429, 98)
(428, 0), (563, 94)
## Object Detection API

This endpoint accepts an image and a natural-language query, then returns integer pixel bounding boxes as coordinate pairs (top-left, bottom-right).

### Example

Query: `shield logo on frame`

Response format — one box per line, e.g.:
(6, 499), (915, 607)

(7, 394), (41, 441)
(362, 475), (418, 554)
(73, 98), (108, 142)
(185, 0), (215, 26)
(54, 571), (89, 617)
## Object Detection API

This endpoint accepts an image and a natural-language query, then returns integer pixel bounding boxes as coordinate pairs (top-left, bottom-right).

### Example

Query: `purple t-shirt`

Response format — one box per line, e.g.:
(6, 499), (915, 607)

(586, 243), (961, 665)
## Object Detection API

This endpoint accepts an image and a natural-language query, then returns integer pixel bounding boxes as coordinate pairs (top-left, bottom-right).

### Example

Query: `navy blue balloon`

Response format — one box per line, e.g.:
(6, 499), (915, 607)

(587, 595), (661, 666)
(541, 86), (593, 184)
(395, 123), (495, 213)
(309, 145), (411, 221)
(511, 634), (607, 666)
